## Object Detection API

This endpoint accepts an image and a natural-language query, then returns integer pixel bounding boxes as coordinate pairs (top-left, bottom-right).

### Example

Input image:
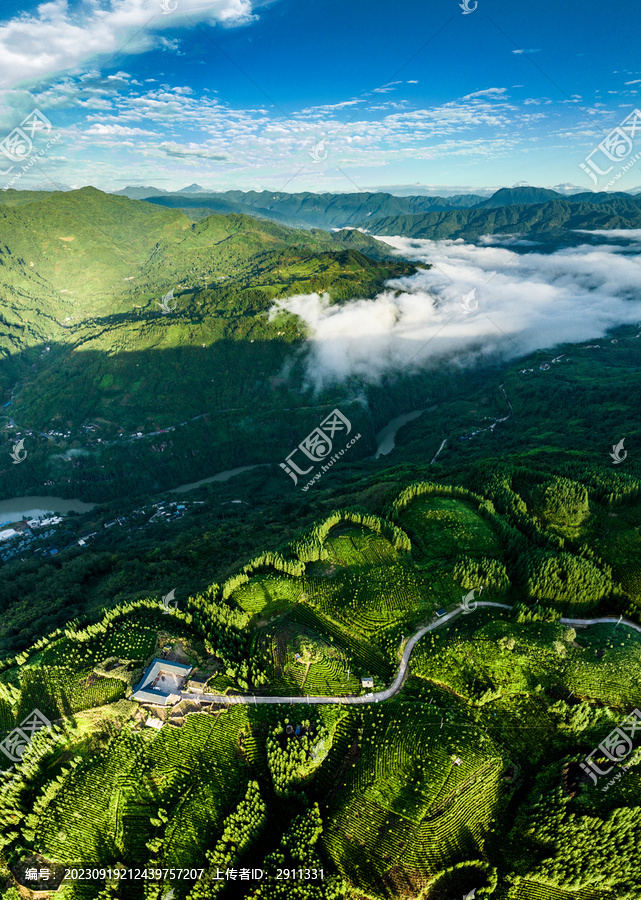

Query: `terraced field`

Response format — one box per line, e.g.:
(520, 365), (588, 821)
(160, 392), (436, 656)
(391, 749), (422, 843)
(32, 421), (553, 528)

(3, 477), (641, 900)
(29, 709), (250, 894)
(323, 704), (506, 896)
(305, 561), (429, 636)
(281, 629), (359, 696)
(34, 729), (146, 863)
(399, 496), (502, 562)
(589, 504), (641, 602)
(323, 527), (400, 568)
(507, 883), (611, 900)
(145, 710), (249, 871)
(229, 575), (302, 624)
(19, 667), (126, 722)
(38, 609), (188, 670)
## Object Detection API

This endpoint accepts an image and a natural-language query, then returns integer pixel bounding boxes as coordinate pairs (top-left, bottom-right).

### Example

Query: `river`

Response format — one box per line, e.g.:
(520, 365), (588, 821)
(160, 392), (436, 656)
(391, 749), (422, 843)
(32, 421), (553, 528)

(165, 464), (267, 494)
(374, 409), (425, 459)
(169, 409), (427, 491)
(0, 495), (96, 524)
(0, 410), (428, 513)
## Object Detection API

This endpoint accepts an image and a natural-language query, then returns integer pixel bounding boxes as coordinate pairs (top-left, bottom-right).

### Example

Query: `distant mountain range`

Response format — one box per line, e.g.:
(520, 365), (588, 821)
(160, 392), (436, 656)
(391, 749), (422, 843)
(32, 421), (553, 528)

(366, 196), (641, 241)
(109, 184), (641, 239)
(111, 183), (209, 199)
(122, 188), (487, 229)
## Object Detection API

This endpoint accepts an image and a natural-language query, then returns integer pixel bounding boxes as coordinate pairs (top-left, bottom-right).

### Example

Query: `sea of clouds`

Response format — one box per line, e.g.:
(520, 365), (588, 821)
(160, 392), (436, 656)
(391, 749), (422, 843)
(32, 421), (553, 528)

(269, 232), (641, 391)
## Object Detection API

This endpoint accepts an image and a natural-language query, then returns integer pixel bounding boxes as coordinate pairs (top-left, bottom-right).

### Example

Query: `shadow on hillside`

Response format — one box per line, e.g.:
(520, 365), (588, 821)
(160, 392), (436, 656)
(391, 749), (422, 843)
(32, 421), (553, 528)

(0, 327), (515, 503)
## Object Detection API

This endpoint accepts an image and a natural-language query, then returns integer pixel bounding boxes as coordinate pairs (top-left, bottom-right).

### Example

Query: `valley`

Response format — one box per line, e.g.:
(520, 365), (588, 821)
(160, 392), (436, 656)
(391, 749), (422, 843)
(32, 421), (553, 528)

(0, 189), (640, 900)
(2, 0), (641, 893)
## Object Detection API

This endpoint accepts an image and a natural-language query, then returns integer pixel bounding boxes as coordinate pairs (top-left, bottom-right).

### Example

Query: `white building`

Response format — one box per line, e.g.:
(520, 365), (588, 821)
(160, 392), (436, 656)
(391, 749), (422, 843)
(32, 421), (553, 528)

(131, 658), (193, 706)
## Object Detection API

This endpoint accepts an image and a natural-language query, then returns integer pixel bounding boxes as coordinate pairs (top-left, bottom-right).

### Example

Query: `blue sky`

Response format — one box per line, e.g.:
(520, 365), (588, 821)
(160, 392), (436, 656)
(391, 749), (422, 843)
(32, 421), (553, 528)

(0, 0), (640, 193)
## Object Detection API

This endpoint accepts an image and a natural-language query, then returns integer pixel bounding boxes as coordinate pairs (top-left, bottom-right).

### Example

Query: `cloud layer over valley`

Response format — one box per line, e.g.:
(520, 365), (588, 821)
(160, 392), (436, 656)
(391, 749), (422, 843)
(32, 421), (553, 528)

(270, 232), (641, 390)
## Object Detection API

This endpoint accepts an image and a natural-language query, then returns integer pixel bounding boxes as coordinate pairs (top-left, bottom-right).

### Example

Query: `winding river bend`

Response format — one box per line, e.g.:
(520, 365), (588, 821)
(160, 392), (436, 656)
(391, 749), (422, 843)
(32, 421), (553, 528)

(374, 409), (425, 459)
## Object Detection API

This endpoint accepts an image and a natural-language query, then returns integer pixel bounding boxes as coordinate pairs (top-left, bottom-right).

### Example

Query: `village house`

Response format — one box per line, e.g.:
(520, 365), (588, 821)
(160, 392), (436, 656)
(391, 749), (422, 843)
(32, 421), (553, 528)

(131, 658), (193, 706)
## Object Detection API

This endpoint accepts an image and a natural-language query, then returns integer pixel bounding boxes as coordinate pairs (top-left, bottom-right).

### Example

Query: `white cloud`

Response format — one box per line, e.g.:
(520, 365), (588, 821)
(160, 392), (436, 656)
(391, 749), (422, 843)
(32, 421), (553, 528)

(270, 234), (641, 390)
(373, 81), (403, 94)
(87, 122), (158, 135)
(157, 140), (229, 160)
(462, 88), (507, 99)
(0, 0), (276, 89)
(9, 76), (533, 184)
(0, 72), (591, 190)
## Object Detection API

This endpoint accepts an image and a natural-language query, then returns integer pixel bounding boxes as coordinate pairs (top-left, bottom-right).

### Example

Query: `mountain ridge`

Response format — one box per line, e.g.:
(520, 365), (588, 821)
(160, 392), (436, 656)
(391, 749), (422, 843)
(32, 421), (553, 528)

(111, 185), (641, 235)
(364, 196), (641, 240)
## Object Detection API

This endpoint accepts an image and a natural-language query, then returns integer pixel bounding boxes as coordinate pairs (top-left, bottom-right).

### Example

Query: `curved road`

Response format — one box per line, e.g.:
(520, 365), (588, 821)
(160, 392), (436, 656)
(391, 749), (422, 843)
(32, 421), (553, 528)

(179, 604), (641, 707)
(184, 603), (508, 706)
(559, 615), (641, 634)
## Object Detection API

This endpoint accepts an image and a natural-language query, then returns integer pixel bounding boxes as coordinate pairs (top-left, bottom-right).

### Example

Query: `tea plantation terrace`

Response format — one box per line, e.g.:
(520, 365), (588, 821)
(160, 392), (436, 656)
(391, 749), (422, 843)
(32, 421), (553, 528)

(130, 606), (641, 709)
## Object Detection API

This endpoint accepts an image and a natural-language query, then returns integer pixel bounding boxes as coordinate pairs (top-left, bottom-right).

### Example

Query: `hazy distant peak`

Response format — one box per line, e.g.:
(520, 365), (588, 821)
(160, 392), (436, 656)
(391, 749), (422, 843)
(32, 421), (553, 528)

(178, 183), (208, 194)
(111, 186), (169, 199)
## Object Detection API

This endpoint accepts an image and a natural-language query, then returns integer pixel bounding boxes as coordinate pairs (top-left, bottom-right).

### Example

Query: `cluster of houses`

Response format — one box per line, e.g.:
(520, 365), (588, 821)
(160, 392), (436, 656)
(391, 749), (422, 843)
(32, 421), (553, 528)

(0, 517), (65, 563)
(0, 497), (203, 569)
(148, 501), (188, 524)
(519, 354), (565, 375)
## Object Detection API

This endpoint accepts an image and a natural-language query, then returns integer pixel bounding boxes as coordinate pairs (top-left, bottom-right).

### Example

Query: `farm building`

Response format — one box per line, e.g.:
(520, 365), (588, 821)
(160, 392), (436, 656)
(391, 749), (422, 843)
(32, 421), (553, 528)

(187, 676), (208, 693)
(361, 677), (374, 689)
(131, 658), (193, 706)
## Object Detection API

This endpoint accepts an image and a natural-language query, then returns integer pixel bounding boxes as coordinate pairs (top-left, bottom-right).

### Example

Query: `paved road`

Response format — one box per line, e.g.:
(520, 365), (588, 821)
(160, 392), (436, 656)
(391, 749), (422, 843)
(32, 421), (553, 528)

(429, 383), (512, 461)
(560, 615), (641, 634)
(430, 438), (447, 465)
(182, 601), (512, 707)
(178, 605), (641, 707)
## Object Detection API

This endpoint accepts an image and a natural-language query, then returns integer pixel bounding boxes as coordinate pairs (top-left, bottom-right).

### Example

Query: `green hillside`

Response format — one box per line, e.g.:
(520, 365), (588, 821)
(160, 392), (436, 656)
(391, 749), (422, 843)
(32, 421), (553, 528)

(0, 189), (414, 502)
(1, 187), (641, 900)
(365, 197), (641, 240)
(1, 463), (641, 899)
(0, 187), (411, 361)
